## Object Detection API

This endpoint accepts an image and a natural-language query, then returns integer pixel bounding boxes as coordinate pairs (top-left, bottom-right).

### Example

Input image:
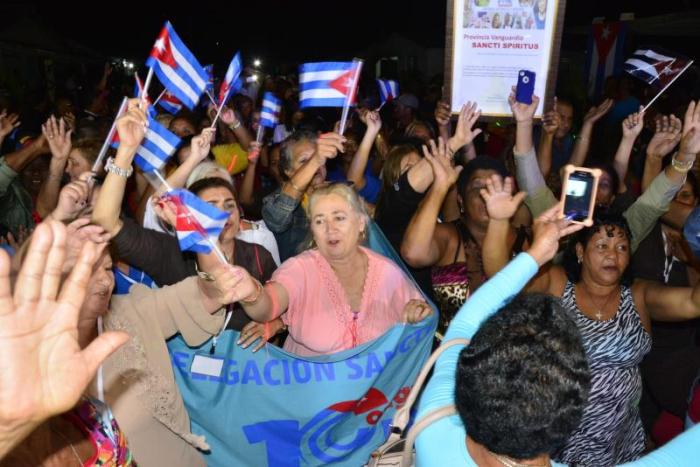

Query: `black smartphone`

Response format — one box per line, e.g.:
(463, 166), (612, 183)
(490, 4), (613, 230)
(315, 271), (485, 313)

(560, 166), (602, 226)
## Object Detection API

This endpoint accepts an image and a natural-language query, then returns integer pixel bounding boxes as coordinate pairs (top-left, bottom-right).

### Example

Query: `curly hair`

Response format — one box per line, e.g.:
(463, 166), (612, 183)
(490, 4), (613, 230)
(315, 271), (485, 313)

(455, 293), (590, 459)
(561, 212), (633, 285)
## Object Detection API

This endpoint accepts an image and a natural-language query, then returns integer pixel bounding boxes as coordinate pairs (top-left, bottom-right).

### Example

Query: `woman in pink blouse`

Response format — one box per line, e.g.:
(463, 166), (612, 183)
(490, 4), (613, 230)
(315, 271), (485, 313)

(231, 183), (432, 356)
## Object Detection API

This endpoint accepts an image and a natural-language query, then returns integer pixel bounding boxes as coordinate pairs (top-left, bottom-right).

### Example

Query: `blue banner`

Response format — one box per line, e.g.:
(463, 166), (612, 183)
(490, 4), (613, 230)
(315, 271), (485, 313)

(168, 314), (436, 466)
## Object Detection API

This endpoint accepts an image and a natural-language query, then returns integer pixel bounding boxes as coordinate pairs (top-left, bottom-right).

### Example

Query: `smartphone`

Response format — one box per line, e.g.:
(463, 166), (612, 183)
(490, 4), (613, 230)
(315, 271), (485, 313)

(559, 165), (602, 226)
(515, 70), (536, 104)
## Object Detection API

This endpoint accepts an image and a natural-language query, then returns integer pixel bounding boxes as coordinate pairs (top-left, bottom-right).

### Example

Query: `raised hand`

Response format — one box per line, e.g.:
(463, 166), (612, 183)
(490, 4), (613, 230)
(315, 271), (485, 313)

(423, 137), (462, 190)
(42, 115), (73, 161)
(508, 86), (540, 123)
(0, 110), (20, 138)
(542, 98), (561, 136)
(116, 99), (148, 149)
(221, 108), (240, 127)
(527, 203), (584, 266)
(401, 299), (433, 324)
(621, 106), (645, 140)
(434, 101), (452, 128)
(52, 172), (93, 222)
(313, 132), (346, 162)
(190, 128), (216, 162)
(451, 101), (482, 150)
(480, 174), (526, 221)
(62, 218), (111, 273)
(247, 141), (262, 164)
(680, 100), (700, 157)
(0, 221), (127, 446)
(152, 194), (179, 229)
(583, 98), (614, 126)
(199, 263), (259, 305)
(359, 109), (382, 134)
(647, 114), (682, 159)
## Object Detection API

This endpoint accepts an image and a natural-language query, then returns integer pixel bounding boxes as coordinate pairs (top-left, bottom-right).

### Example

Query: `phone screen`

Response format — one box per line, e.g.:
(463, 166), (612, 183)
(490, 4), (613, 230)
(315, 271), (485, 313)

(564, 171), (595, 222)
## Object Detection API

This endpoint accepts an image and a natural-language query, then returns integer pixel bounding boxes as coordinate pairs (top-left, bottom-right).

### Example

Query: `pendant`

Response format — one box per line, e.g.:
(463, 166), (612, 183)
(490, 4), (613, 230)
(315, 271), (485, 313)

(595, 310), (603, 320)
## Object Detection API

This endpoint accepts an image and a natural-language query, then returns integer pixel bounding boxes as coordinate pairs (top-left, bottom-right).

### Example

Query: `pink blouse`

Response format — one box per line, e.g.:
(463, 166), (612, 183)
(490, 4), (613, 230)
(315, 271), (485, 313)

(271, 247), (423, 356)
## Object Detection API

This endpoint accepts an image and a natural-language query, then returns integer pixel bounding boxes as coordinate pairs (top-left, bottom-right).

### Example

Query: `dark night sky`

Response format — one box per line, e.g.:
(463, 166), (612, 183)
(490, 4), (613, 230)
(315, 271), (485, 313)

(1, 0), (696, 67)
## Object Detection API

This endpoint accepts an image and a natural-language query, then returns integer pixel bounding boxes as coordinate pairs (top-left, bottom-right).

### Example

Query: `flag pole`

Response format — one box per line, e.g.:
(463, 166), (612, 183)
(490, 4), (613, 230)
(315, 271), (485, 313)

(205, 90), (218, 107)
(338, 58), (364, 136)
(642, 61), (694, 112)
(210, 101), (226, 129)
(141, 67), (155, 104)
(92, 97), (129, 173)
(152, 170), (228, 264)
(255, 125), (264, 143)
(152, 89), (167, 107)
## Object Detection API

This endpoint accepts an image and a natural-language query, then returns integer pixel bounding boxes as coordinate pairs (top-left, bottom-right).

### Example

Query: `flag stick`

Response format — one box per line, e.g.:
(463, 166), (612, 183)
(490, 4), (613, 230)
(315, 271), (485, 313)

(255, 125), (264, 143)
(643, 61), (694, 112)
(210, 101), (226, 129)
(338, 58), (364, 136)
(141, 67), (155, 104)
(205, 90), (218, 107)
(92, 97), (129, 173)
(152, 89), (167, 107)
(152, 170), (228, 264)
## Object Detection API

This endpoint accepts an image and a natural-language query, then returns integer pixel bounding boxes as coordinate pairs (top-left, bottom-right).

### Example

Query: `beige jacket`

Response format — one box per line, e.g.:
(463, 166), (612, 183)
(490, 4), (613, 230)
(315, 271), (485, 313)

(95, 277), (226, 467)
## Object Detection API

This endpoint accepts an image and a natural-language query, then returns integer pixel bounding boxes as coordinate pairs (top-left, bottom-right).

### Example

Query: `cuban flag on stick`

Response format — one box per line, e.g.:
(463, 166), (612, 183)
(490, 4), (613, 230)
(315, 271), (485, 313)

(158, 91), (183, 115)
(260, 92), (282, 128)
(377, 79), (399, 105)
(133, 117), (181, 173)
(299, 61), (362, 109)
(219, 52), (243, 108)
(145, 21), (208, 110)
(625, 48), (694, 111)
(163, 189), (228, 254)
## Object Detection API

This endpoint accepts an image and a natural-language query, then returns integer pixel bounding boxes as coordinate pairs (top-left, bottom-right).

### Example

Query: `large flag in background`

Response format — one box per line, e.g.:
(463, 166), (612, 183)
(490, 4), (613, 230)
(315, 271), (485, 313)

(259, 92), (282, 128)
(219, 52), (243, 107)
(376, 79), (399, 105)
(624, 48), (693, 88)
(167, 220), (437, 466)
(163, 189), (228, 254)
(586, 21), (628, 99)
(299, 62), (361, 108)
(146, 21), (208, 109)
(132, 117), (181, 172)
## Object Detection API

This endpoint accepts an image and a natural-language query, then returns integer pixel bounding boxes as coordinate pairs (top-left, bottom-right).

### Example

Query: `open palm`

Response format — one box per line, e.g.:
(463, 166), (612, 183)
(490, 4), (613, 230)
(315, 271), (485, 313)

(480, 175), (526, 221)
(0, 221), (127, 432)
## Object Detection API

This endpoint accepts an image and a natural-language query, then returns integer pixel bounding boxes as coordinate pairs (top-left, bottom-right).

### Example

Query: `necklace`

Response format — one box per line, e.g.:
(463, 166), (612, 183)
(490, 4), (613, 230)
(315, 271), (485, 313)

(493, 452), (549, 467)
(580, 283), (619, 320)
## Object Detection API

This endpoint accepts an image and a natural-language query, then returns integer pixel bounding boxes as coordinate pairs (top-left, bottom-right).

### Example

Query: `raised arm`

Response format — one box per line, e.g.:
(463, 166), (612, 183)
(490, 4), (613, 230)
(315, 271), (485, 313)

(447, 102), (482, 160)
(635, 278), (700, 324)
(537, 98), (561, 178)
(569, 98), (613, 167)
(157, 128), (214, 195)
(91, 99), (146, 236)
(641, 114), (682, 192)
(0, 110), (20, 151)
(36, 116), (72, 218)
(217, 107), (253, 151)
(347, 110), (382, 191)
(239, 141), (261, 207)
(613, 107), (645, 194)
(401, 138), (460, 268)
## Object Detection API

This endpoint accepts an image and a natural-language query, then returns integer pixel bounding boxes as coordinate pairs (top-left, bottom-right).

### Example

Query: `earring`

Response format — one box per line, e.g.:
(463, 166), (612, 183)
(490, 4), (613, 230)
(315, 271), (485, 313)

(577, 257), (582, 264)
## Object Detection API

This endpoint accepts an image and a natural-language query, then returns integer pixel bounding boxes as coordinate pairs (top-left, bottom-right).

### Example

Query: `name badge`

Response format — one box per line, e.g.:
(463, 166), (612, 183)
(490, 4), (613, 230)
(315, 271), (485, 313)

(191, 354), (225, 378)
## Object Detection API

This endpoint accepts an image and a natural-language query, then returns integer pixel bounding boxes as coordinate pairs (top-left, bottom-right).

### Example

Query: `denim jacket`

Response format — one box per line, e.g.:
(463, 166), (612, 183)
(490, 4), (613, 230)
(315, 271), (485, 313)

(262, 188), (309, 262)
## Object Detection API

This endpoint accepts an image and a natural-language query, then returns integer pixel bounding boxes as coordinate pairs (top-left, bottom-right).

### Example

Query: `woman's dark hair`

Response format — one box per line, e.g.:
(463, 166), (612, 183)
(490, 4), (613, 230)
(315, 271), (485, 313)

(188, 177), (237, 201)
(279, 130), (318, 180)
(562, 213), (633, 285)
(684, 170), (699, 200)
(457, 156), (509, 194)
(455, 293), (590, 459)
(586, 162), (620, 201)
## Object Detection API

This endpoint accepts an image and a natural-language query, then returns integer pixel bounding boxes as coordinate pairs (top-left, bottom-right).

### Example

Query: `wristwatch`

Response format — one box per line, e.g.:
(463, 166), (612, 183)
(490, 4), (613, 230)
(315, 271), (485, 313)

(197, 270), (216, 282)
(104, 157), (133, 178)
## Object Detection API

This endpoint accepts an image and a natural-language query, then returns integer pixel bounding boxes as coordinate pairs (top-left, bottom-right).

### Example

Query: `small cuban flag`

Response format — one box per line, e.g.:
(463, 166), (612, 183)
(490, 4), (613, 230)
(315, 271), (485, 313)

(146, 21), (208, 110)
(299, 61), (361, 108)
(377, 79), (399, 105)
(133, 116), (181, 173)
(133, 74), (157, 118)
(204, 64), (215, 94)
(163, 189), (229, 254)
(259, 92), (282, 128)
(219, 52), (243, 107)
(158, 91), (183, 115)
(624, 48), (693, 88)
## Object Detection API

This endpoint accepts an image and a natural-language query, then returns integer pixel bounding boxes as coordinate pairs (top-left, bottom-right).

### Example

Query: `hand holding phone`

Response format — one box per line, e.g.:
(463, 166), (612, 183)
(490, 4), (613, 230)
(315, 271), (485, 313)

(559, 165), (602, 226)
(515, 70), (536, 105)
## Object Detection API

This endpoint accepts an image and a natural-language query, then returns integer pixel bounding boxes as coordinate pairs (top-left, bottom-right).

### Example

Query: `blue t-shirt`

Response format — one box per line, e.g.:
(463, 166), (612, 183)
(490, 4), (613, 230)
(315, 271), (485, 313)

(326, 164), (382, 205)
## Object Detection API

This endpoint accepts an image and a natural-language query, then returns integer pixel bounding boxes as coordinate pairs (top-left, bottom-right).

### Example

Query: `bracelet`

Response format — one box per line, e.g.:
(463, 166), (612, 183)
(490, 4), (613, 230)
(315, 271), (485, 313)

(240, 279), (264, 305)
(104, 157), (133, 178)
(671, 154), (694, 173)
(286, 181), (304, 195)
(229, 120), (242, 130)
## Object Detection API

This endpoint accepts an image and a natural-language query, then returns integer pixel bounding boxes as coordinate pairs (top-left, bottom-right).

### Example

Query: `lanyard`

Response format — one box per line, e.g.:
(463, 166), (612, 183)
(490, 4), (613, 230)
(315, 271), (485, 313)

(210, 307), (233, 355)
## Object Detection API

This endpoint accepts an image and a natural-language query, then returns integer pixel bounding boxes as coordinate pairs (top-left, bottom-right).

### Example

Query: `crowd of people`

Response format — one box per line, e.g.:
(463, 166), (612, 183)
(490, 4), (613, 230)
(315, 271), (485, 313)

(1, 47), (700, 466)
